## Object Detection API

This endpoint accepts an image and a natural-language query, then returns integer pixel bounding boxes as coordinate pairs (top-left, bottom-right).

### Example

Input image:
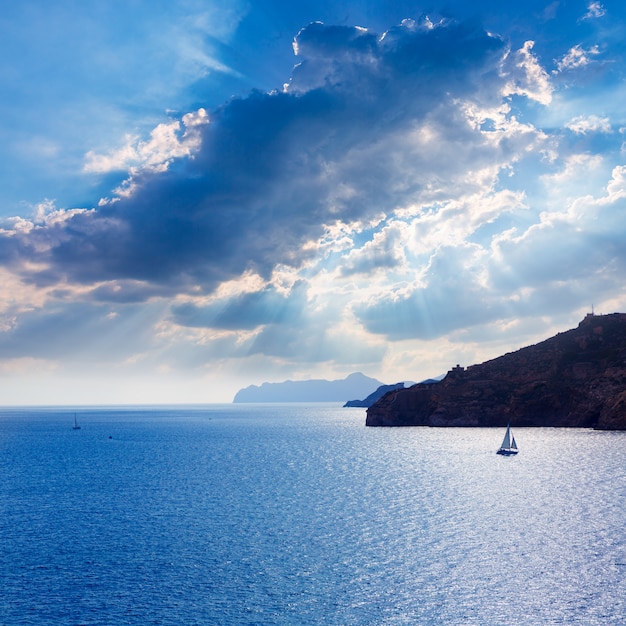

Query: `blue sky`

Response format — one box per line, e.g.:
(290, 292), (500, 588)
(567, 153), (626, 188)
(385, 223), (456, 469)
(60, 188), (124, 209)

(1, 0), (625, 403)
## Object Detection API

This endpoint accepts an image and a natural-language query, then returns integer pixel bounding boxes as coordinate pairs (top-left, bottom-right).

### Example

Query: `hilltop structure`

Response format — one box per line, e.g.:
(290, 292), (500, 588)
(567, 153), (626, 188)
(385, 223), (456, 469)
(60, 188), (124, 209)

(366, 313), (626, 430)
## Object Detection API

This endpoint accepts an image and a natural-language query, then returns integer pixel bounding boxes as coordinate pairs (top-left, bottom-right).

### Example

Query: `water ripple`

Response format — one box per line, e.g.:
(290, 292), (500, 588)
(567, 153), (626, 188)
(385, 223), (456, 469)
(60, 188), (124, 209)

(0, 406), (624, 624)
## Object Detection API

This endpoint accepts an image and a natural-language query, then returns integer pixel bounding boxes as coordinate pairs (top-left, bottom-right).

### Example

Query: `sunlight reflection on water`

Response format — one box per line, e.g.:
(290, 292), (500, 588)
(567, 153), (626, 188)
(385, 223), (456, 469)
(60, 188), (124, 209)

(0, 406), (624, 625)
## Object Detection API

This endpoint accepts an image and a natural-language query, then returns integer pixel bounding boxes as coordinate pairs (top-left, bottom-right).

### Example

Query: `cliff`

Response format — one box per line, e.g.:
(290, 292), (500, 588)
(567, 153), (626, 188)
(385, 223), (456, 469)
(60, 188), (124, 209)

(366, 313), (626, 430)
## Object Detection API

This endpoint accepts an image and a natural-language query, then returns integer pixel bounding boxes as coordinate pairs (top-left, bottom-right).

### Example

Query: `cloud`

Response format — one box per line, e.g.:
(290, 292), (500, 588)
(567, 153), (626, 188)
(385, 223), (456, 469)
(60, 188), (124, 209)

(581, 2), (606, 21)
(6, 13), (623, 386)
(85, 108), (210, 201)
(171, 282), (307, 330)
(163, 276), (387, 370)
(0, 299), (167, 364)
(352, 241), (497, 340)
(566, 115), (611, 134)
(502, 41), (553, 105)
(555, 44), (600, 72)
(347, 152), (626, 343)
(1, 18), (519, 296)
(491, 163), (626, 295)
(340, 222), (408, 277)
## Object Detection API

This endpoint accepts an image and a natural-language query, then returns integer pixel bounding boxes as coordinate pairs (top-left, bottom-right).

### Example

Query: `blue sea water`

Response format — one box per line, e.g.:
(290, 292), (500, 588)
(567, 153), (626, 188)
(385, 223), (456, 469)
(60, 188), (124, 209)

(0, 404), (625, 626)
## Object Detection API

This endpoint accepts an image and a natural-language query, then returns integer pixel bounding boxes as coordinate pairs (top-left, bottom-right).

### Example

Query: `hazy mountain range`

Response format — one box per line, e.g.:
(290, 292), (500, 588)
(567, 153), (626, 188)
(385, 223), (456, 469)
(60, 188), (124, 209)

(233, 372), (384, 403)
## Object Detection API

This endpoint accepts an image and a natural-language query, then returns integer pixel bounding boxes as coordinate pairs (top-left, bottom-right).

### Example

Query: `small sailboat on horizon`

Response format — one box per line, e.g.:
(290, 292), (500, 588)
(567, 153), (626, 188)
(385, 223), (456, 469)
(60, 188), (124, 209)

(496, 424), (518, 455)
(72, 413), (81, 430)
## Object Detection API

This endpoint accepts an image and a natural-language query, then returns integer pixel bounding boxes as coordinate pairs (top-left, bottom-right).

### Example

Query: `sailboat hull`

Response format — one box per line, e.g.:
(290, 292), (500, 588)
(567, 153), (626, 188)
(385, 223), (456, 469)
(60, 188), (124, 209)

(496, 448), (518, 455)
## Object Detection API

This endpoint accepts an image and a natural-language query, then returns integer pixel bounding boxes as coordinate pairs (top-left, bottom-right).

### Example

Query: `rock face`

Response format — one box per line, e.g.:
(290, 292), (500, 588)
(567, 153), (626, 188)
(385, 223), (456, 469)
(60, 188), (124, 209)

(366, 313), (626, 430)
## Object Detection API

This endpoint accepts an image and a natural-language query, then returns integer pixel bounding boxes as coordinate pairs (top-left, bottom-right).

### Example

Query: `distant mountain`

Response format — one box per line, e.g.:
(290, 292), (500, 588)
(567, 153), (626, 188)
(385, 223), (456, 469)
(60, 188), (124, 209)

(344, 383), (407, 407)
(367, 313), (626, 429)
(233, 372), (384, 403)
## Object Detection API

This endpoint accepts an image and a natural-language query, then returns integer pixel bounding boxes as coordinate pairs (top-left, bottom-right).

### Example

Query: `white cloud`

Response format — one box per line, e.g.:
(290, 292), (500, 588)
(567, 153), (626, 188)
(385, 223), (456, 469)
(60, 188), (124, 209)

(84, 108), (209, 175)
(581, 2), (606, 20)
(555, 44), (600, 72)
(503, 41), (553, 105)
(565, 115), (611, 134)
(540, 153), (604, 188)
(603, 165), (626, 202)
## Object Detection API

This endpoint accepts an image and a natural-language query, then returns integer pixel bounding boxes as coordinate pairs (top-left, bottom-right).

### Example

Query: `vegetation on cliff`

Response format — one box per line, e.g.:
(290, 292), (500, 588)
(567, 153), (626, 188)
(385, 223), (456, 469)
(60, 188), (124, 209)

(366, 313), (626, 429)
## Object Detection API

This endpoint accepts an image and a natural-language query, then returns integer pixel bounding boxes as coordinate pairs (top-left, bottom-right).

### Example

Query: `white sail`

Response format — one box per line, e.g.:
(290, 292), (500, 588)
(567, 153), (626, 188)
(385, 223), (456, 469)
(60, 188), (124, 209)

(500, 425), (511, 449)
(497, 424), (518, 454)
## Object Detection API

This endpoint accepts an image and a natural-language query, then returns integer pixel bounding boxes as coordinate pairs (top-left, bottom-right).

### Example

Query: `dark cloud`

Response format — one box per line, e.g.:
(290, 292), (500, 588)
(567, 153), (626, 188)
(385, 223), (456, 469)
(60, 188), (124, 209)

(1, 17), (509, 304)
(294, 21), (378, 58)
(355, 291), (491, 341)
(171, 282), (307, 330)
(0, 300), (162, 362)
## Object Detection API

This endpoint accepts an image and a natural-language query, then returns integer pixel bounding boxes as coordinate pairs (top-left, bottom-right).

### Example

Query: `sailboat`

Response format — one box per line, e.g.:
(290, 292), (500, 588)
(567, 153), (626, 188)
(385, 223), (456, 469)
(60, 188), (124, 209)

(496, 424), (518, 455)
(72, 413), (81, 430)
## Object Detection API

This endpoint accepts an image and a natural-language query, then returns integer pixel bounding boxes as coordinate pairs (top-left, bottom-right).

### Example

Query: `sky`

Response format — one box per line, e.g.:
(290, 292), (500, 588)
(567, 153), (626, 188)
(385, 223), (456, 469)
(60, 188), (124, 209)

(1, 0), (626, 404)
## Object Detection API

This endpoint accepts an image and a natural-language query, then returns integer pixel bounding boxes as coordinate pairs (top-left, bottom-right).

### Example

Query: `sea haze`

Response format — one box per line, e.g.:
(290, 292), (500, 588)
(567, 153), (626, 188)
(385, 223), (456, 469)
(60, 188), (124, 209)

(0, 405), (624, 625)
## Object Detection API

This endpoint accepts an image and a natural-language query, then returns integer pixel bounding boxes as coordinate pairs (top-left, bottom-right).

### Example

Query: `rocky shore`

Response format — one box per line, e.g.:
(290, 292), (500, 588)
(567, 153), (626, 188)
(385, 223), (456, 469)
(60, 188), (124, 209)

(366, 313), (626, 430)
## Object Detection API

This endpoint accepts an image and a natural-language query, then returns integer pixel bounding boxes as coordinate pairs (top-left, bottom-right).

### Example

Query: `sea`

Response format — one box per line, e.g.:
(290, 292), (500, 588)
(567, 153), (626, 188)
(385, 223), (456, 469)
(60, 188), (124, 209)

(1, 404), (625, 626)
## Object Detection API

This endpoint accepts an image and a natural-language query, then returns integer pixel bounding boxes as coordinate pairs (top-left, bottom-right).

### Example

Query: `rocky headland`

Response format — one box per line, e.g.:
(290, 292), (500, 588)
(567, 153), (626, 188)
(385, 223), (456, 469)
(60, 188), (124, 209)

(366, 313), (626, 430)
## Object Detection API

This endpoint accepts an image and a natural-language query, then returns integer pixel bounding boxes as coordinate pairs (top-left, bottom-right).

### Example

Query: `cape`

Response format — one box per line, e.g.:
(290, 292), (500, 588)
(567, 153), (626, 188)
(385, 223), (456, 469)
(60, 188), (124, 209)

(366, 313), (626, 430)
